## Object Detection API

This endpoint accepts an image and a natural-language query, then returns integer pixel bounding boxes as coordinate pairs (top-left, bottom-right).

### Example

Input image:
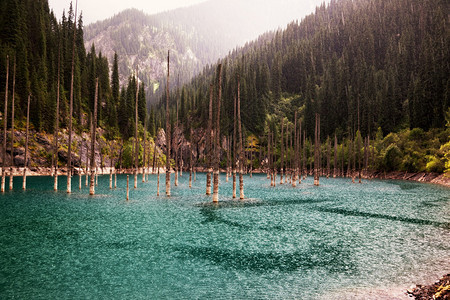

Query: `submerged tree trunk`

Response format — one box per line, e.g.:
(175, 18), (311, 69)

(23, 94), (30, 190)
(67, 1), (78, 194)
(189, 129), (193, 188)
(280, 118), (284, 184)
(334, 134), (338, 178)
(9, 58), (15, 190)
(2, 55), (9, 193)
(292, 112), (298, 187)
(89, 79), (98, 195)
(212, 64), (222, 203)
(327, 137), (331, 179)
(134, 70), (139, 189)
(298, 122), (302, 184)
(54, 50), (61, 191)
(237, 75), (244, 200)
(314, 113), (320, 186)
(206, 84), (213, 196)
(232, 96), (237, 199)
(142, 118), (146, 183)
(165, 51), (171, 197)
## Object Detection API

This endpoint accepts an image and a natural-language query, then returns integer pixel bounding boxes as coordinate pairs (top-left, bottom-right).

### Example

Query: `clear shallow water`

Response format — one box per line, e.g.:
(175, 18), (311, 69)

(0, 174), (449, 299)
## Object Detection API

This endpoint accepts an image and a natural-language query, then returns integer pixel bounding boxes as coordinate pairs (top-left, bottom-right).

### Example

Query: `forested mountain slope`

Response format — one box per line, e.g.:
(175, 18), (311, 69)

(84, 0), (322, 102)
(167, 0), (448, 140)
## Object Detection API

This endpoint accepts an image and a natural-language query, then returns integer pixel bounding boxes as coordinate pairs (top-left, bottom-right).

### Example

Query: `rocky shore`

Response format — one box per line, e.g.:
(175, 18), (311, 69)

(407, 274), (450, 299)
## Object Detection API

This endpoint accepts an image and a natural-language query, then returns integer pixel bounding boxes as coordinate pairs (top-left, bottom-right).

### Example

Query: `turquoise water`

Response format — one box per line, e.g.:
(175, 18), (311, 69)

(0, 174), (449, 299)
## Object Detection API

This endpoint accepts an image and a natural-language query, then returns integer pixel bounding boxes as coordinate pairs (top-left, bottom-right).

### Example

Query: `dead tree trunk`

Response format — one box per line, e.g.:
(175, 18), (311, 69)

(54, 50), (61, 190)
(327, 137), (331, 179)
(9, 58), (15, 190)
(280, 118), (284, 184)
(2, 55), (9, 193)
(333, 135), (338, 178)
(232, 96), (237, 198)
(237, 75), (244, 200)
(212, 64), (222, 203)
(314, 113), (320, 186)
(298, 122), (302, 184)
(67, 0), (78, 194)
(165, 51), (171, 197)
(292, 112), (298, 187)
(152, 138), (157, 174)
(85, 135), (89, 186)
(134, 70), (139, 189)
(142, 117), (146, 183)
(206, 84), (213, 195)
(22, 94), (30, 190)
(189, 128), (193, 188)
(89, 78), (98, 195)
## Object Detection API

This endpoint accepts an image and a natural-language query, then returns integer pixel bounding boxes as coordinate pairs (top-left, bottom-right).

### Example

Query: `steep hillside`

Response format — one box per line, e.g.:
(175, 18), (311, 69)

(166, 0), (448, 139)
(84, 0), (323, 102)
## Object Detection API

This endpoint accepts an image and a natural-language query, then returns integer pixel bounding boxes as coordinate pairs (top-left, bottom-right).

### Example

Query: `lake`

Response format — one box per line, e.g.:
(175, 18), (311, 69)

(0, 173), (449, 299)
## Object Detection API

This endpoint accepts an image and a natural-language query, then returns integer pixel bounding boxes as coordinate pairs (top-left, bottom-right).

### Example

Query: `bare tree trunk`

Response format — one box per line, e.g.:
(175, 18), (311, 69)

(2, 55), (9, 193)
(189, 129), (193, 188)
(89, 78), (98, 195)
(285, 125), (289, 183)
(157, 153), (160, 196)
(272, 132), (275, 187)
(232, 96), (237, 199)
(334, 134), (338, 178)
(280, 118), (284, 184)
(67, 0), (78, 194)
(212, 64), (222, 203)
(23, 94), (30, 190)
(142, 118), (146, 183)
(298, 122), (302, 184)
(314, 114), (320, 186)
(114, 142), (118, 188)
(327, 137), (331, 179)
(303, 130), (306, 180)
(152, 139), (157, 174)
(237, 75), (244, 200)
(165, 51), (171, 197)
(134, 70), (139, 189)
(85, 136), (89, 186)
(206, 84), (213, 195)
(54, 52), (60, 190)
(126, 175), (129, 201)
(292, 112), (298, 187)
(110, 142), (113, 189)
(79, 140), (82, 190)
(9, 58), (15, 190)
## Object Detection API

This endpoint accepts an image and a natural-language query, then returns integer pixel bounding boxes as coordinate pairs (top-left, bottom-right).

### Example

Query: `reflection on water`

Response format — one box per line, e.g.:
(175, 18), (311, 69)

(0, 174), (449, 299)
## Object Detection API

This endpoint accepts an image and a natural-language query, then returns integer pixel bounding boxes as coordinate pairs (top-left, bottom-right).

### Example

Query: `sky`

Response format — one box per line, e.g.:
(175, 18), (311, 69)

(48, 0), (327, 26)
(48, 0), (208, 25)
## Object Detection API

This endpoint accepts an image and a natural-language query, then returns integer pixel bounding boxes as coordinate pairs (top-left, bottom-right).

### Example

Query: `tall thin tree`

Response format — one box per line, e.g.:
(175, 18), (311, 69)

(1, 55), (9, 193)
(206, 84), (213, 195)
(67, 0), (78, 194)
(53, 48), (61, 191)
(314, 113), (320, 186)
(333, 134), (338, 178)
(237, 75), (244, 200)
(134, 70), (139, 189)
(89, 78), (98, 195)
(232, 95), (237, 199)
(212, 64), (222, 203)
(165, 51), (171, 197)
(292, 111), (298, 187)
(9, 57), (15, 190)
(22, 94), (30, 190)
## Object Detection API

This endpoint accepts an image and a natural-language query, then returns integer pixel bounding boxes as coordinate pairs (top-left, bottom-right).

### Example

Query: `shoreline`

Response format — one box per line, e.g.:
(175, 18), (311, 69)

(3, 167), (450, 188)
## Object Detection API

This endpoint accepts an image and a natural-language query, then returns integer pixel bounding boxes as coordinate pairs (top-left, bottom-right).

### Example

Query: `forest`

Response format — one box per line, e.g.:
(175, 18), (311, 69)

(0, 0), (449, 177)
